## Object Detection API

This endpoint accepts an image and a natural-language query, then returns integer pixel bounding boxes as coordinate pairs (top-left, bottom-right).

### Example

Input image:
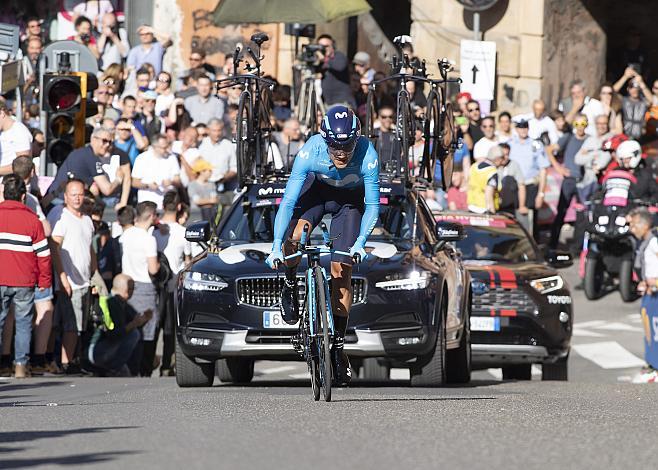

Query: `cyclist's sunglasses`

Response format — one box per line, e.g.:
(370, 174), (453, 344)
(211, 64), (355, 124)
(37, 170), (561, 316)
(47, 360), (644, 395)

(329, 139), (358, 153)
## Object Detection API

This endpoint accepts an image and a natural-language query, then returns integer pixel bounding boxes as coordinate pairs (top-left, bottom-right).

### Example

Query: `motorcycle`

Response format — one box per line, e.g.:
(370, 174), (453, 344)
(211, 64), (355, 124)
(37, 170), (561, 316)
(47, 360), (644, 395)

(583, 198), (638, 302)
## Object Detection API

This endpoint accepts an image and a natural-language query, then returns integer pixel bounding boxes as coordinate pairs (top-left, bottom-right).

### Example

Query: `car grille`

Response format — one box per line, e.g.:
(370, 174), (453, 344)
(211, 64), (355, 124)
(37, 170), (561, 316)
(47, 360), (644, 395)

(472, 287), (536, 314)
(236, 277), (366, 308)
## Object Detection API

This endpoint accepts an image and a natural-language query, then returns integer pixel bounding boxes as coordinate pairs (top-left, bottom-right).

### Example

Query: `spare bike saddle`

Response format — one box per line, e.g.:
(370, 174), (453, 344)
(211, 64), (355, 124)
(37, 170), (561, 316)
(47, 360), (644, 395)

(251, 32), (269, 46)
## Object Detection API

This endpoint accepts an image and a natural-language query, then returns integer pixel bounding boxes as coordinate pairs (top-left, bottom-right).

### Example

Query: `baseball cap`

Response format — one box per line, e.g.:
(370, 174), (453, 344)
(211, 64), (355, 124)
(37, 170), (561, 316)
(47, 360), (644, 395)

(456, 91), (472, 101)
(192, 158), (213, 173)
(515, 119), (529, 128)
(142, 90), (158, 101)
(353, 51), (370, 66)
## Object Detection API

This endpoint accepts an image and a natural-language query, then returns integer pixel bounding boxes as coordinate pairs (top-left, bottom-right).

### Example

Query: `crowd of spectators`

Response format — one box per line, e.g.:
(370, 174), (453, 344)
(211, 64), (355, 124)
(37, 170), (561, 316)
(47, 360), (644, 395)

(0, 4), (657, 378)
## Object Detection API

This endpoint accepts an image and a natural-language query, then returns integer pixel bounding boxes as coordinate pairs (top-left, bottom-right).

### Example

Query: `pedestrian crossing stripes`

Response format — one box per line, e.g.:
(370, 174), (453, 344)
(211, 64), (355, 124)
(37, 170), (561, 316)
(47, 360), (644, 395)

(571, 341), (645, 369)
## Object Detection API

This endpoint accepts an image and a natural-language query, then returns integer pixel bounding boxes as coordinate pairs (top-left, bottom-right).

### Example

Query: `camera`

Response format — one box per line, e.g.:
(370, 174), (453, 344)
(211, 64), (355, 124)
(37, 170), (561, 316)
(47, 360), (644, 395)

(300, 44), (326, 64)
(110, 24), (119, 35)
(80, 33), (91, 44)
(628, 62), (642, 74)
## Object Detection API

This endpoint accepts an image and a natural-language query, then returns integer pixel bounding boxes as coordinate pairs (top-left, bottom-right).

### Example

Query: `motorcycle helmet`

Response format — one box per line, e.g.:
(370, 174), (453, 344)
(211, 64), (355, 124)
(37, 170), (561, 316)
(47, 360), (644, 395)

(320, 105), (361, 154)
(617, 140), (642, 169)
(601, 133), (629, 152)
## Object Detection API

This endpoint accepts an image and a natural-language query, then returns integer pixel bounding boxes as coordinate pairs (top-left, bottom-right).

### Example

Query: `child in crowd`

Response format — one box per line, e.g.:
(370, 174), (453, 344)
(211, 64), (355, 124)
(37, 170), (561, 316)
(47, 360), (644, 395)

(187, 159), (219, 223)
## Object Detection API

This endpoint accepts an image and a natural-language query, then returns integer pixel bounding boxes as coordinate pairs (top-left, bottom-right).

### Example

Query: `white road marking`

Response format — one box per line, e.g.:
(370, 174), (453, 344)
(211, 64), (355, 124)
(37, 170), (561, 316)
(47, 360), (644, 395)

(594, 322), (643, 333)
(390, 368), (410, 380)
(572, 341), (645, 369)
(257, 366), (298, 375)
(576, 320), (609, 328)
(487, 368), (503, 380)
(288, 373), (311, 379)
(627, 314), (643, 324)
(572, 327), (606, 338)
(531, 365), (542, 377)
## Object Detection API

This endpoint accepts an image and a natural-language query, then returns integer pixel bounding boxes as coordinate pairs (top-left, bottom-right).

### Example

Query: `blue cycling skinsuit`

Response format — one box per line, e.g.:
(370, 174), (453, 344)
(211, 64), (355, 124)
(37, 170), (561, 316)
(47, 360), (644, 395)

(271, 134), (380, 263)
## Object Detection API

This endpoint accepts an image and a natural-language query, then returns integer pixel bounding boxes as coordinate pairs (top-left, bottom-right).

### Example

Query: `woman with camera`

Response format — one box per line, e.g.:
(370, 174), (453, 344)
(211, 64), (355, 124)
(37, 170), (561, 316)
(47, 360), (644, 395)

(68, 16), (100, 60)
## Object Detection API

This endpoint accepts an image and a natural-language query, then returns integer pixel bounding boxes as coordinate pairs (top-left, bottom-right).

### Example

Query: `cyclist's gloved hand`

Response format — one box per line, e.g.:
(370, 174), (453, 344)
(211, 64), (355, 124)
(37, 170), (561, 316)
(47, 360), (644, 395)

(349, 237), (367, 264)
(266, 239), (284, 269)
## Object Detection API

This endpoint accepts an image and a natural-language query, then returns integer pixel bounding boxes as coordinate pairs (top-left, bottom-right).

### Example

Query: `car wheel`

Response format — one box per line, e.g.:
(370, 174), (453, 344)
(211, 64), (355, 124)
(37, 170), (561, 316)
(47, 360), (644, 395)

(216, 358), (255, 384)
(410, 293), (447, 387)
(502, 364), (532, 380)
(584, 256), (605, 300)
(360, 358), (390, 381)
(446, 301), (471, 384)
(619, 258), (639, 303)
(542, 355), (568, 381)
(175, 338), (215, 387)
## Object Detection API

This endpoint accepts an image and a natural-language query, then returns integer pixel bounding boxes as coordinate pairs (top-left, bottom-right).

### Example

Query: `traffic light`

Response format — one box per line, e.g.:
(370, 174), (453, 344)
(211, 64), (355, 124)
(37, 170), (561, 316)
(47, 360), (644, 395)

(42, 71), (98, 166)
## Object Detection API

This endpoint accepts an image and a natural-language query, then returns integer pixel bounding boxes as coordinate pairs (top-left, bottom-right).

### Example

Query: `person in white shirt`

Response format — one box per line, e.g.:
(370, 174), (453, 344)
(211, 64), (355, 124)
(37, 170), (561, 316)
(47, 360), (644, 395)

(50, 179), (96, 373)
(472, 116), (499, 162)
(131, 134), (181, 209)
(559, 80), (603, 136)
(97, 12), (129, 69)
(514, 99), (559, 146)
(0, 102), (33, 176)
(120, 201), (160, 377)
(153, 191), (191, 375)
(198, 118), (237, 212)
(172, 126), (201, 187)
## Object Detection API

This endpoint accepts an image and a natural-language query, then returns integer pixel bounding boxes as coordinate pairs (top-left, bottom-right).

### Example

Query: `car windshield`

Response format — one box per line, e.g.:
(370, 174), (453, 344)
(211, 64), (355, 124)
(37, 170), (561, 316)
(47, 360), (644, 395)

(218, 196), (419, 247)
(455, 223), (538, 263)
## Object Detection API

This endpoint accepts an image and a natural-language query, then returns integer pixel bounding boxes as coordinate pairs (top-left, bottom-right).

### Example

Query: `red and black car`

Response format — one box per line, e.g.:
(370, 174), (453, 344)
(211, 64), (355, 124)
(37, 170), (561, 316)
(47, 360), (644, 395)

(435, 211), (574, 381)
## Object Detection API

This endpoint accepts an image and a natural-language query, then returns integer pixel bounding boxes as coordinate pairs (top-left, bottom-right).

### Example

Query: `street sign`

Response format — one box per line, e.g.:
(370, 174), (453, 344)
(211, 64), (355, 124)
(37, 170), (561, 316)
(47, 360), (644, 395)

(459, 39), (496, 100)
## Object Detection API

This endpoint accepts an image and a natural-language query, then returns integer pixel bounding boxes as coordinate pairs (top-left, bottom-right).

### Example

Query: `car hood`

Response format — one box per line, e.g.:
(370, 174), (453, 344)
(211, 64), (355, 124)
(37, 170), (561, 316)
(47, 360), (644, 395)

(186, 240), (416, 278)
(463, 259), (558, 288)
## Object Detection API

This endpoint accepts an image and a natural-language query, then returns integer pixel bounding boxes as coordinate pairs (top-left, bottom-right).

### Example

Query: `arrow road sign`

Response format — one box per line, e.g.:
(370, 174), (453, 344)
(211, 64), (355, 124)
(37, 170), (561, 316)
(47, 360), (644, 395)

(460, 40), (496, 100)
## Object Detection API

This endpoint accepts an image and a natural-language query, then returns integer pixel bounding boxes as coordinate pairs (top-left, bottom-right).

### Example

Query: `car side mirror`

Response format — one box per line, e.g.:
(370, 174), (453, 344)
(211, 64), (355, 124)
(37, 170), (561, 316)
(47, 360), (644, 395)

(185, 221), (211, 248)
(434, 221), (465, 253)
(546, 251), (573, 269)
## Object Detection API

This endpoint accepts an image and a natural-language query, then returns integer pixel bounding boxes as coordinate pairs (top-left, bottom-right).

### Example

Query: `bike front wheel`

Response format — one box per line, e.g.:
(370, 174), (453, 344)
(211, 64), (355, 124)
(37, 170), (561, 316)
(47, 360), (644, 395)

(314, 266), (332, 402)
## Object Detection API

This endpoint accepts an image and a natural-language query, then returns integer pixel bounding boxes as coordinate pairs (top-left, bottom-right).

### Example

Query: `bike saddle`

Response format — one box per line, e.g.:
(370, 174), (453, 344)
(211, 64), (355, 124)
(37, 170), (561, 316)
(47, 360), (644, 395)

(251, 32), (269, 46)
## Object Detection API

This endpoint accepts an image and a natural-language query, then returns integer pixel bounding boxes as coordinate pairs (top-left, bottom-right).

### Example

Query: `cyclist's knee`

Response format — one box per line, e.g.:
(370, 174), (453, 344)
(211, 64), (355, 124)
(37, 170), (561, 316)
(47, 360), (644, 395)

(331, 262), (352, 286)
(290, 219), (312, 241)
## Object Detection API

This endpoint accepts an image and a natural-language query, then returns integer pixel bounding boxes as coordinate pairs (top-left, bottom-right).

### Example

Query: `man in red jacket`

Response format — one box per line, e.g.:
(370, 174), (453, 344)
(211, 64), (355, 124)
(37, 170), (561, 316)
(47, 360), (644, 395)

(0, 175), (51, 378)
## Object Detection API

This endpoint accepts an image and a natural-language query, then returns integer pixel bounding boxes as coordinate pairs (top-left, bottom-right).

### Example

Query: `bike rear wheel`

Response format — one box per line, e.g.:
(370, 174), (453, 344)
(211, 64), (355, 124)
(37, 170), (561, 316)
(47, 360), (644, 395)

(423, 88), (442, 183)
(314, 266), (332, 402)
(438, 101), (456, 191)
(396, 91), (414, 183)
(236, 91), (254, 187)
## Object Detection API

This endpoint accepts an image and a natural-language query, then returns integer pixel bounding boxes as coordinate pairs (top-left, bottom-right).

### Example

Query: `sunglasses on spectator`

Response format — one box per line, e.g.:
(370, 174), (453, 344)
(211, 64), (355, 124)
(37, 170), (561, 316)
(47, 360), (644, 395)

(380, 114), (394, 119)
(94, 136), (113, 145)
(158, 77), (171, 84)
(103, 78), (116, 85)
(573, 120), (588, 127)
(468, 107), (480, 112)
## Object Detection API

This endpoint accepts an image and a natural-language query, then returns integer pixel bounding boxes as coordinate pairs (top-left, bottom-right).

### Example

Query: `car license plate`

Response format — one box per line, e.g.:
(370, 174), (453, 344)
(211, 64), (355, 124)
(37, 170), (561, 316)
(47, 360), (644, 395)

(263, 310), (298, 329)
(470, 317), (501, 332)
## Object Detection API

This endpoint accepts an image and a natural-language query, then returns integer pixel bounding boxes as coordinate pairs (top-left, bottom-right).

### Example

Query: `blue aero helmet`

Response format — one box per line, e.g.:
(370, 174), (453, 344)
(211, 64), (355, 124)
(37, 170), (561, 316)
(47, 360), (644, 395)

(320, 105), (361, 154)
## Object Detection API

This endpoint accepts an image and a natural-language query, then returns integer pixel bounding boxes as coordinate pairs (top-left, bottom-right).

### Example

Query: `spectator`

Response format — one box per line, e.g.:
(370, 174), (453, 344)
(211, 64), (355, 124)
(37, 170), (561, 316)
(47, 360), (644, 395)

(97, 12), (129, 69)
(49, 179), (96, 375)
(134, 90), (163, 141)
(186, 48), (216, 80)
(551, 109), (570, 139)
(465, 99), (484, 148)
(198, 119), (237, 204)
(153, 191), (191, 376)
(154, 71), (175, 117)
(21, 36), (42, 106)
(0, 101), (33, 176)
(126, 24), (172, 76)
(352, 51), (375, 83)
(598, 83), (623, 134)
(44, 127), (124, 205)
(68, 16), (100, 60)
(20, 17), (45, 52)
(496, 111), (513, 143)
(114, 118), (147, 165)
(472, 116), (498, 162)
(497, 142), (526, 216)
(549, 113), (589, 250)
(317, 34), (355, 108)
(273, 118), (304, 169)
(72, 0), (114, 32)
(131, 134), (181, 209)
(188, 158), (219, 222)
(88, 274), (149, 376)
(447, 171), (468, 211)
(559, 79), (603, 136)
(508, 119), (550, 239)
(0, 175), (51, 378)
(120, 201), (160, 376)
(574, 115), (612, 202)
(96, 119), (132, 210)
(184, 74), (225, 126)
(134, 66), (153, 94)
(514, 99), (559, 147)
(87, 84), (120, 127)
(467, 145), (504, 214)
(456, 92), (472, 115)
(172, 126), (201, 187)
(374, 105), (401, 168)
(613, 67), (649, 140)
(165, 97), (192, 138)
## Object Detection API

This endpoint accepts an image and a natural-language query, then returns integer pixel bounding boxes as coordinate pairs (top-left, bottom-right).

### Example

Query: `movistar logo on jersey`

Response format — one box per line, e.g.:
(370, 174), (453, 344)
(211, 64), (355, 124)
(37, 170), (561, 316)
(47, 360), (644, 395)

(367, 161), (378, 170)
(298, 150), (310, 159)
(334, 111), (348, 119)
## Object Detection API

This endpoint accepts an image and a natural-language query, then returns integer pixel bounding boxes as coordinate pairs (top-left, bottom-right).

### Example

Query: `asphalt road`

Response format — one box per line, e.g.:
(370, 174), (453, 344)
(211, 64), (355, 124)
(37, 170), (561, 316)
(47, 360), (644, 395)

(1, 264), (655, 470)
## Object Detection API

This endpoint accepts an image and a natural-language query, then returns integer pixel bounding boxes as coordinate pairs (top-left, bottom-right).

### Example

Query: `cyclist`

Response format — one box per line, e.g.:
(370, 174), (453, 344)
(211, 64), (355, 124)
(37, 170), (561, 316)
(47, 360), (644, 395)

(266, 105), (380, 385)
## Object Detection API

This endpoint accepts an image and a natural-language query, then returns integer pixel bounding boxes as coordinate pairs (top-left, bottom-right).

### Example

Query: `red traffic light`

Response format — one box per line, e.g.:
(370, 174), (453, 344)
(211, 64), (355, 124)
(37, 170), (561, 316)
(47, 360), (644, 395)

(46, 77), (81, 112)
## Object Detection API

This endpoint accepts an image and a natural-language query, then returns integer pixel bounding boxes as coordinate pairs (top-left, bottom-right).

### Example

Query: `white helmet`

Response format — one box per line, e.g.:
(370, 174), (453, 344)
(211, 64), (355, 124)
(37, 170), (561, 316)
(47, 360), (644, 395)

(617, 140), (642, 169)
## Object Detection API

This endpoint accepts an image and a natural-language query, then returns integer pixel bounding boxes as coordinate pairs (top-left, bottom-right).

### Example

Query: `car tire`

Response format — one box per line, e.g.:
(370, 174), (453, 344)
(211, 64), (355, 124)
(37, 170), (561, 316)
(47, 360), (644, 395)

(502, 364), (532, 380)
(175, 339), (215, 387)
(446, 303), (471, 384)
(619, 258), (639, 303)
(542, 355), (568, 381)
(584, 256), (605, 300)
(216, 358), (255, 384)
(360, 358), (390, 381)
(410, 293), (447, 387)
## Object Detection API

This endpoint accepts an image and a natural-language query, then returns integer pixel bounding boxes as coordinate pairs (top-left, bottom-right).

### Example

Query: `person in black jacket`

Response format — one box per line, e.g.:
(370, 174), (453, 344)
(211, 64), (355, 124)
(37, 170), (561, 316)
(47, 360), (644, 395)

(88, 274), (152, 375)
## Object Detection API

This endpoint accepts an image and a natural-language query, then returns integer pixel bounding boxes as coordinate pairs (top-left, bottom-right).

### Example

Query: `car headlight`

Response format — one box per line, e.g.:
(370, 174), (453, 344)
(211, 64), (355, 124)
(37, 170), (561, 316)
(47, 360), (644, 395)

(529, 275), (563, 294)
(375, 270), (430, 291)
(183, 272), (228, 292)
